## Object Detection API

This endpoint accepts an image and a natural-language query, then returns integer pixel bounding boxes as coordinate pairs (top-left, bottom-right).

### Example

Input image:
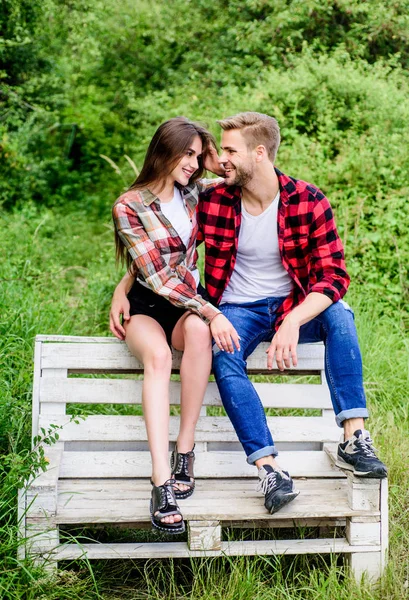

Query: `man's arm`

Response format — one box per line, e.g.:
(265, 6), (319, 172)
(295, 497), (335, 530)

(266, 292), (331, 370)
(267, 191), (349, 371)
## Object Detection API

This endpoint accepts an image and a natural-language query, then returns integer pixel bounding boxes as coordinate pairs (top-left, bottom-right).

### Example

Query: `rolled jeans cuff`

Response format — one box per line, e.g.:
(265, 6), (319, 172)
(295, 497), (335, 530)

(335, 408), (369, 428)
(246, 445), (278, 465)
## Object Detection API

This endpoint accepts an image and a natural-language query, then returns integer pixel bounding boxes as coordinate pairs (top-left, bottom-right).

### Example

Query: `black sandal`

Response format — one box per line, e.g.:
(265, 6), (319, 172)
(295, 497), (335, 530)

(170, 444), (195, 499)
(150, 478), (185, 534)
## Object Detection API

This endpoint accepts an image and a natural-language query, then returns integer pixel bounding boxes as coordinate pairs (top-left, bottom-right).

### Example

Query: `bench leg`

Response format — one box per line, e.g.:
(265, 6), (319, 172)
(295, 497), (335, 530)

(346, 517), (382, 583)
(347, 551), (382, 583)
(27, 520), (59, 572)
(188, 520), (221, 551)
(380, 479), (389, 573)
(346, 475), (380, 511)
(17, 488), (27, 561)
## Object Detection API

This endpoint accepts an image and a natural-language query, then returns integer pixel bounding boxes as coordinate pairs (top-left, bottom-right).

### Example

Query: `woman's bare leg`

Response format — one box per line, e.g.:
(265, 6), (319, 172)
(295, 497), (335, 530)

(125, 315), (180, 524)
(171, 314), (212, 490)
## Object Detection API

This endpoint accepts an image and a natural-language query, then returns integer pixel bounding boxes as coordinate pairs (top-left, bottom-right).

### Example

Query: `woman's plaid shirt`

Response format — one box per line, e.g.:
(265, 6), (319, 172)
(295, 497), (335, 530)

(113, 181), (222, 324)
(197, 168), (350, 330)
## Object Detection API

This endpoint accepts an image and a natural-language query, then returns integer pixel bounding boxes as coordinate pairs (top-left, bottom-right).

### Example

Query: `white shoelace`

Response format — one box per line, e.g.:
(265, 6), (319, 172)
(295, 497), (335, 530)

(354, 435), (378, 458)
(256, 471), (278, 495)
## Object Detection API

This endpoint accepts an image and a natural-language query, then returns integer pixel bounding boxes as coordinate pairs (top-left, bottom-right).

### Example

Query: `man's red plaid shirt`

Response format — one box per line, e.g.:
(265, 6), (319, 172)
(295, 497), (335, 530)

(197, 168), (350, 330)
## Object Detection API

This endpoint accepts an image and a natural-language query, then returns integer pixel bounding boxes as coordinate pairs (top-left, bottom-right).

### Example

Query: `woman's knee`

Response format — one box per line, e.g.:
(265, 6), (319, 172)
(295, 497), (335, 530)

(183, 316), (212, 348)
(143, 344), (172, 373)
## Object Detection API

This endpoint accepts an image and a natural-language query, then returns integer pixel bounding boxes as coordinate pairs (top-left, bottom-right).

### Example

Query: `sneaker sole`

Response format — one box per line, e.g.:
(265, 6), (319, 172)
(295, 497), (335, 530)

(335, 458), (387, 479)
(268, 490), (300, 514)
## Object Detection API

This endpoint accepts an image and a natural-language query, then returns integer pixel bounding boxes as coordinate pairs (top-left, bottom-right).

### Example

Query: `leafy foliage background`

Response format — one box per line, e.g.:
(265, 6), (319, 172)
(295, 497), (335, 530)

(1, 0), (408, 319)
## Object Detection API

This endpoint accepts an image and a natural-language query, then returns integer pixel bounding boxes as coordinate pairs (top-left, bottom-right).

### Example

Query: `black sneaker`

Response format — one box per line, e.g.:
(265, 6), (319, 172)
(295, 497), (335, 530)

(336, 429), (387, 478)
(257, 465), (299, 514)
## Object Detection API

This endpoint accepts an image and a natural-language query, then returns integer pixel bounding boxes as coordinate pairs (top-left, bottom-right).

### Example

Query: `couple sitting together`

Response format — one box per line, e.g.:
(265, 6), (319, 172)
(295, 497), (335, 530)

(110, 111), (387, 534)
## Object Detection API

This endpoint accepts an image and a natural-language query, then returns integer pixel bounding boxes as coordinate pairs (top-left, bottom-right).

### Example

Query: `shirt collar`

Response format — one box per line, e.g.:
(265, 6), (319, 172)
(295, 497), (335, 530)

(141, 188), (158, 206)
(217, 169), (296, 207)
(142, 185), (193, 206)
(275, 167), (297, 205)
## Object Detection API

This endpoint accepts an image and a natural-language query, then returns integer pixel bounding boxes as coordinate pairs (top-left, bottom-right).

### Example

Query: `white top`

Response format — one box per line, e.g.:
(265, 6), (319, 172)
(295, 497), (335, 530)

(220, 191), (293, 304)
(160, 187), (200, 287)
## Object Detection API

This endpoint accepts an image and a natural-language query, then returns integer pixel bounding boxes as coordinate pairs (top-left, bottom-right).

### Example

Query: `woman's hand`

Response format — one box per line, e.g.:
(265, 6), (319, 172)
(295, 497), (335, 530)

(203, 145), (225, 177)
(109, 288), (131, 340)
(210, 314), (241, 353)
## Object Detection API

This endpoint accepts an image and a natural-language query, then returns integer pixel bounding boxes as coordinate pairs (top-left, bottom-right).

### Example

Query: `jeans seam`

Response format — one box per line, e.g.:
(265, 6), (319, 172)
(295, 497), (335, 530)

(243, 327), (272, 360)
(216, 325), (274, 453)
(321, 321), (341, 411)
(246, 327), (274, 449)
(216, 303), (277, 456)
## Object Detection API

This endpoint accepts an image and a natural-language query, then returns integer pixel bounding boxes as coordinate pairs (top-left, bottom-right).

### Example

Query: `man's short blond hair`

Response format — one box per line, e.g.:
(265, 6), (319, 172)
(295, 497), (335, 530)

(217, 112), (281, 162)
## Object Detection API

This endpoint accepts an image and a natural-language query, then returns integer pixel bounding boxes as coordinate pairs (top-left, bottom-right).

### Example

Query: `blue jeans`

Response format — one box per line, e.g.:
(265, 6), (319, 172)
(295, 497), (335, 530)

(212, 298), (368, 465)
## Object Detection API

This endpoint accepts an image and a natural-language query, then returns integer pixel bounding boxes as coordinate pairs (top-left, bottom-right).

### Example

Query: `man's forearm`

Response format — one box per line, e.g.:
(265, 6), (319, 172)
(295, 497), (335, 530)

(285, 292), (332, 327)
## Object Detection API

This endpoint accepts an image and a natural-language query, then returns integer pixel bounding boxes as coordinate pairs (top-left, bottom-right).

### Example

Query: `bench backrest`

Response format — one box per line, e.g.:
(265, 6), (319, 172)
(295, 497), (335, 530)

(33, 335), (341, 479)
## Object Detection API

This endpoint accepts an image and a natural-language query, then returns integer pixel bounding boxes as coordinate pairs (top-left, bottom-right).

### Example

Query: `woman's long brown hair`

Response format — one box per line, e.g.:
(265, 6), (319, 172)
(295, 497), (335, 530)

(114, 117), (217, 271)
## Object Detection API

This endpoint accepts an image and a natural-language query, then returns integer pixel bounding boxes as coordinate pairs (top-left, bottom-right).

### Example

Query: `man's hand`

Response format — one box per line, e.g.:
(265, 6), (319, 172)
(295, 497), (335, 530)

(109, 290), (131, 340)
(210, 314), (241, 354)
(203, 145), (225, 176)
(266, 315), (300, 371)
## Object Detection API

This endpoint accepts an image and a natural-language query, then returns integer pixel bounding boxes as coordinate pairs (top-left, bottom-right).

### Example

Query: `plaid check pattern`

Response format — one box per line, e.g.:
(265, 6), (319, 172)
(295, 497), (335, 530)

(112, 180), (222, 324)
(197, 168), (350, 329)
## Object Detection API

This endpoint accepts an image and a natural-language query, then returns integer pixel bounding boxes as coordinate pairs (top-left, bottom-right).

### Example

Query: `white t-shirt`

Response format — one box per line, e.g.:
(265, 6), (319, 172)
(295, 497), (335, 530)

(220, 191), (293, 304)
(159, 187), (200, 286)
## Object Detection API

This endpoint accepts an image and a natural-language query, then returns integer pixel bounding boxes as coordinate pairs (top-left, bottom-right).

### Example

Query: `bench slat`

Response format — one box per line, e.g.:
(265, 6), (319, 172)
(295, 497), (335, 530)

(40, 341), (325, 372)
(53, 539), (381, 560)
(39, 414), (339, 444)
(55, 449), (344, 478)
(57, 477), (345, 493)
(46, 478), (377, 524)
(40, 379), (332, 409)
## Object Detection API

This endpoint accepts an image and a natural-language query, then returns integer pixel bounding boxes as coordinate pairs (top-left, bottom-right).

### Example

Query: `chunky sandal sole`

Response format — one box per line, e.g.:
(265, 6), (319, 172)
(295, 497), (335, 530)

(149, 499), (186, 534)
(173, 480), (195, 500)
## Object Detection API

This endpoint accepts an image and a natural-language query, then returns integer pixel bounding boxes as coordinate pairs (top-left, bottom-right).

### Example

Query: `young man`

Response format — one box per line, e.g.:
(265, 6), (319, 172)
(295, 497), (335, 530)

(110, 112), (387, 514)
(195, 112), (386, 514)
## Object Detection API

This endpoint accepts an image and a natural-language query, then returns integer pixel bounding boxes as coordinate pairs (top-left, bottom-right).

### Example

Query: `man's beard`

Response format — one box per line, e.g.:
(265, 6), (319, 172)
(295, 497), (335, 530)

(230, 163), (254, 187)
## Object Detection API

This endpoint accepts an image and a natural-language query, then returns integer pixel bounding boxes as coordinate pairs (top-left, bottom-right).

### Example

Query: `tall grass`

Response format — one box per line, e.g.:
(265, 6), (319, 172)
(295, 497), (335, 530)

(0, 205), (408, 599)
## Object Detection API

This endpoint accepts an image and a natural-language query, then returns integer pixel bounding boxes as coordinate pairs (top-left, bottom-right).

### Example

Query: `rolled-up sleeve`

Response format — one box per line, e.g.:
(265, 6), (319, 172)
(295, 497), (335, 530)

(308, 195), (350, 301)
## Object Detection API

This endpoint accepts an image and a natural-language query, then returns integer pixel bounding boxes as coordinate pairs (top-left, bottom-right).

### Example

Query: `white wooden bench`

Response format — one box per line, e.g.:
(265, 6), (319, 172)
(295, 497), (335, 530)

(19, 335), (388, 582)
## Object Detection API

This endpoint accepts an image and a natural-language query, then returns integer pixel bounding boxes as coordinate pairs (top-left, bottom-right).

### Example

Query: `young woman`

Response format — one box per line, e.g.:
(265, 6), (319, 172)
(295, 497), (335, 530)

(111, 117), (239, 534)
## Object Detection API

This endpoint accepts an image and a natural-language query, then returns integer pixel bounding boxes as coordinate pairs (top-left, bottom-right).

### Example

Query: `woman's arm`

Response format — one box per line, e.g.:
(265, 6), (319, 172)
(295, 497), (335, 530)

(203, 145), (225, 177)
(111, 197), (240, 351)
(110, 270), (240, 352)
(113, 200), (221, 322)
(109, 271), (135, 340)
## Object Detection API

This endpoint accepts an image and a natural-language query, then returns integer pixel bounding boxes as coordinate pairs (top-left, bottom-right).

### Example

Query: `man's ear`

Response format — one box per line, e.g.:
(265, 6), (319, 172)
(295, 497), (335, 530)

(255, 145), (267, 162)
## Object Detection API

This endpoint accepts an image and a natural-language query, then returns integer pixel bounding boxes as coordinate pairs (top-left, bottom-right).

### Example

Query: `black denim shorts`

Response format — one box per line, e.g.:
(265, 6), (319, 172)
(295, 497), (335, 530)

(127, 280), (209, 345)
